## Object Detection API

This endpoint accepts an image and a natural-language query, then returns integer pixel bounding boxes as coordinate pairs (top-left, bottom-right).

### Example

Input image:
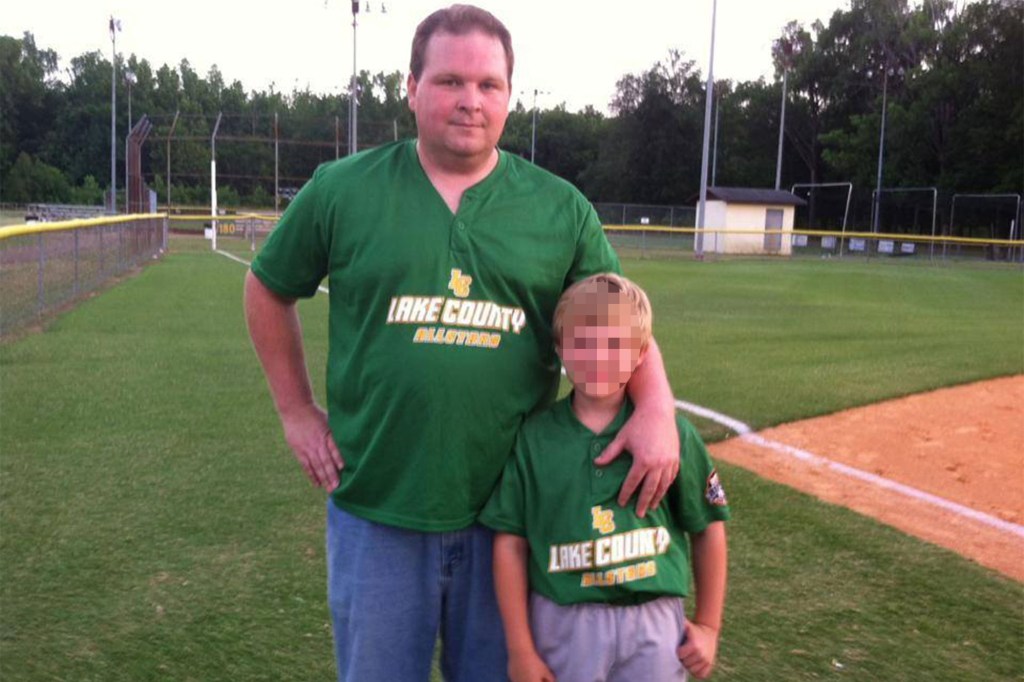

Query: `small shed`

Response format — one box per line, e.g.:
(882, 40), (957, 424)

(696, 187), (806, 256)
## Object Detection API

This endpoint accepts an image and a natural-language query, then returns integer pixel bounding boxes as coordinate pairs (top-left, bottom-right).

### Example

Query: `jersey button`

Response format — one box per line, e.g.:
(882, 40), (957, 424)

(595, 469), (604, 478)
(456, 221), (466, 231)
(591, 442), (602, 454)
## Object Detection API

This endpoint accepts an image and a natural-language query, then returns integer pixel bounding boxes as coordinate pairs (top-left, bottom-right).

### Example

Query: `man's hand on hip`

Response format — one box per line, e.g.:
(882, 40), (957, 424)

(281, 403), (344, 492)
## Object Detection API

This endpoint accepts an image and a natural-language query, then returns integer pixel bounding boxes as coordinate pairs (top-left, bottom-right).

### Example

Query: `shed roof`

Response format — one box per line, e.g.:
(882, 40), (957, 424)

(699, 187), (807, 206)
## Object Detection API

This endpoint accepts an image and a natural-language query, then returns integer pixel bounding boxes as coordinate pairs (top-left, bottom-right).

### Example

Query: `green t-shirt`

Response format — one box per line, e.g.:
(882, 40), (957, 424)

(251, 140), (620, 531)
(479, 396), (730, 606)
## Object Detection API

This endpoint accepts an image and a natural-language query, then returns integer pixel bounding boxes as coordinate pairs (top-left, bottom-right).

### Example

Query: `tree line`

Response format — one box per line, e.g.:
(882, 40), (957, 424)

(2, 0), (1020, 228)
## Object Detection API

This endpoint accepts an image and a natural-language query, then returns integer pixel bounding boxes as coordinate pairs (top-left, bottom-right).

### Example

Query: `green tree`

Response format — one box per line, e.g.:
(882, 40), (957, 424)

(70, 174), (104, 205)
(4, 152), (71, 202)
(0, 33), (60, 198)
(713, 79), (787, 189)
(43, 50), (112, 187)
(587, 50), (705, 203)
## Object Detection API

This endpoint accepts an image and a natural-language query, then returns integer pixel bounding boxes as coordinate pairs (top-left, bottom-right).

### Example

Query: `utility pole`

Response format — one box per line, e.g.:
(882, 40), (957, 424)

(124, 70), (136, 213)
(774, 68), (788, 190)
(872, 65), (890, 233)
(773, 36), (799, 191)
(109, 16), (121, 214)
(696, 0), (717, 259)
(349, 1), (359, 155)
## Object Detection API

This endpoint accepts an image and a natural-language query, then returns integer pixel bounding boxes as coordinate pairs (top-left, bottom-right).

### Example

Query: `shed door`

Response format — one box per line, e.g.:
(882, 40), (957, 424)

(764, 209), (784, 253)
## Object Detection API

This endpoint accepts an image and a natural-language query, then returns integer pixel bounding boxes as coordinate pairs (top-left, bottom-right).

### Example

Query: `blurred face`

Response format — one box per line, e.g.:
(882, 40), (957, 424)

(407, 29), (511, 171)
(559, 303), (646, 400)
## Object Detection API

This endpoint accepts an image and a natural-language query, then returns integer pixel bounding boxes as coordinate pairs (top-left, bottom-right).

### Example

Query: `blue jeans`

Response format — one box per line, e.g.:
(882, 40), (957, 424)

(326, 500), (507, 682)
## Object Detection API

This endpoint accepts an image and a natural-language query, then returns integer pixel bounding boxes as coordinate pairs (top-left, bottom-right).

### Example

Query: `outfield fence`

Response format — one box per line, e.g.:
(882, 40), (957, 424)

(166, 212), (279, 256)
(0, 215), (167, 336)
(594, 202), (695, 227)
(169, 209), (1023, 265)
(168, 209), (1024, 265)
(5, 211), (1020, 337)
(603, 225), (1024, 264)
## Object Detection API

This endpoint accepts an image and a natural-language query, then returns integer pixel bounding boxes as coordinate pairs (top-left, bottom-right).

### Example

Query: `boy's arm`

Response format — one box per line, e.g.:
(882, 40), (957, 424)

(595, 338), (680, 517)
(678, 521), (728, 679)
(493, 533), (556, 682)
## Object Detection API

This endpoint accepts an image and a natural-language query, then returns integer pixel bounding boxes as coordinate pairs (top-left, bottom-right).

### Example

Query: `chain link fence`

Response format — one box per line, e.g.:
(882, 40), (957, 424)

(594, 203), (695, 228)
(0, 215), (167, 336)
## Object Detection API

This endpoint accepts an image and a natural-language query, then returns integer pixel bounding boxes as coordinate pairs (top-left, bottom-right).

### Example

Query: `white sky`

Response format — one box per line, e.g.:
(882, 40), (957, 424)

(4, 1), (848, 113)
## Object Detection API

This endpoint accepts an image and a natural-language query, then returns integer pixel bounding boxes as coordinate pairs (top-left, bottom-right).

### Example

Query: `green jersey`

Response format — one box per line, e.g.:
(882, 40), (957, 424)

(251, 140), (620, 531)
(479, 396), (730, 606)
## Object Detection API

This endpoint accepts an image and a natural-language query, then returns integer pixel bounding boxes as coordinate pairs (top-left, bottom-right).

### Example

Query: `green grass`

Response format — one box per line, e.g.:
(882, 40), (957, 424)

(1, 242), (1022, 680)
(629, 257), (1024, 438)
(0, 209), (26, 227)
(1, 248), (336, 680)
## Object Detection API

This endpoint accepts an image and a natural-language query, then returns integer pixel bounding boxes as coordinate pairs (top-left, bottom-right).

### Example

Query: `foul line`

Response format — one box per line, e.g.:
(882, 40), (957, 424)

(674, 399), (1024, 539)
(214, 249), (329, 294)
(214, 250), (1021, 539)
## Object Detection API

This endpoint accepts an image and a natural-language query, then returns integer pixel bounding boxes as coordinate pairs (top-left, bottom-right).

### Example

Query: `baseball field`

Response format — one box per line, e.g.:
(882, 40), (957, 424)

(1, 235), (1021, 680)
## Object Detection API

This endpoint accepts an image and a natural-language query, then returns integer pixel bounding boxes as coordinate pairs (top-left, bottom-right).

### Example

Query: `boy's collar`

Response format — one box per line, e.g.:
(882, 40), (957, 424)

(561, 391), (635, 437)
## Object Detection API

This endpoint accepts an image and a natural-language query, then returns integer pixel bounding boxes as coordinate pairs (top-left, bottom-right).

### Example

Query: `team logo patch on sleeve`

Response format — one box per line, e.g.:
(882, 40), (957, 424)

(705, 469), (728, 507)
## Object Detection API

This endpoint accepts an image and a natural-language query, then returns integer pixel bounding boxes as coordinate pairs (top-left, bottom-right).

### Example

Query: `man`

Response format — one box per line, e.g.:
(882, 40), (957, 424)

(244, 5), (680, 681)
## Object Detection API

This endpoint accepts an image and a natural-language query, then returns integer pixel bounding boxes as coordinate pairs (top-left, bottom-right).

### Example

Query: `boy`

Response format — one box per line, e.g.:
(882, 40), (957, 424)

(479, 273), (730, 682)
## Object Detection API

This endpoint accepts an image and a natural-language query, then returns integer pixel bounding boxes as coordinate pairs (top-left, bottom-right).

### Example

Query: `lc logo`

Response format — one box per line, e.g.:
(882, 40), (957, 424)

(448, 269), (473, 299)
(591, 505), (615, 535)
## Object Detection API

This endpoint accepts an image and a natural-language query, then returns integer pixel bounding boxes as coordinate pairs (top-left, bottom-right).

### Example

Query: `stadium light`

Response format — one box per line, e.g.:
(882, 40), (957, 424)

(109, 16), (122, 214)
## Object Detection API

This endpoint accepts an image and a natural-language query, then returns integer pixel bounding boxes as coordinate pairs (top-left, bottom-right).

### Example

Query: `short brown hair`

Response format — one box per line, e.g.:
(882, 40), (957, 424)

(553, 273), (653, 351)
(409, 4), (514, 83)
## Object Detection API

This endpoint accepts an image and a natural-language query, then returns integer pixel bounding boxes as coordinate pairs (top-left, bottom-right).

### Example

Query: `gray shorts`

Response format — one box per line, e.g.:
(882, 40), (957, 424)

(529, 592), (688, 682)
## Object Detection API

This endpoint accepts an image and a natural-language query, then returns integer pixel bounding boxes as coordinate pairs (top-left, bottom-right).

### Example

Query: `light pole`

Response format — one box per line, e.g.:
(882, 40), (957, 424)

(348, 1), (359, 156)
(109, 16), (121, 214)
(871, 62), (893, 233)
(774, 68), (788, 190)
(711, 88), (720, 186)
(340, 2), (386, 156)
(772, 35), (799, 191)
(125, 70), (136, 128)
(772, 35), (801, 190)
(695, 0), (717, 259)
(123, 70), (136, 213)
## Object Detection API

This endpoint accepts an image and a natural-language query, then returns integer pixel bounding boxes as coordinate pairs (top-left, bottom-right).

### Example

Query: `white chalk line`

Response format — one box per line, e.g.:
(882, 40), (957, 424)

(214, 249), (329, 294)
(675, 399), (1024, 539)
(216, 251), (1022, 539)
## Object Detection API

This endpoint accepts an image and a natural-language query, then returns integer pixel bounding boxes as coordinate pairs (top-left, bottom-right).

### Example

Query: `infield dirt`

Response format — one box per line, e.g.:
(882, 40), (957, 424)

(710, 375), (1024, 581)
